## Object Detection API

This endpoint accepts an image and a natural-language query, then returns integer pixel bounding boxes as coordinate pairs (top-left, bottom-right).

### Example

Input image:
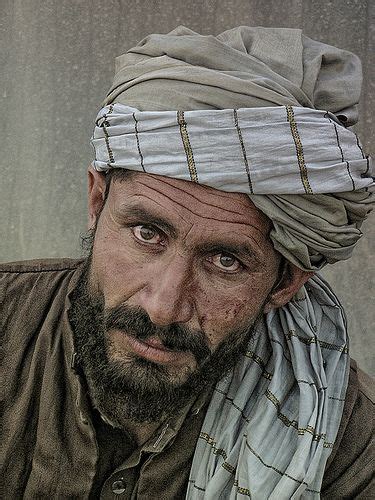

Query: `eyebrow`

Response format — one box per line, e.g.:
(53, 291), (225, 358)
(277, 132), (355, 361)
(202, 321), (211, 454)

(117, 206), (178, 238)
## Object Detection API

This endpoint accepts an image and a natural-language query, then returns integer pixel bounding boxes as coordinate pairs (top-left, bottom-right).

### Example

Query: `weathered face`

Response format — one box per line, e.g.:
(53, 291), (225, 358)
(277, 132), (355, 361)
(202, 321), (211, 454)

(73, 169), (309, 425)
(90, 172), (280, 366)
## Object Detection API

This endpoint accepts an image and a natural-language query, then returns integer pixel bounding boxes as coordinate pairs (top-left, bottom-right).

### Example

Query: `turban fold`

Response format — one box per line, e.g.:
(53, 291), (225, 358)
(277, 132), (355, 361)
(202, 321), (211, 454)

(91, 25), (374, 271)
(105, 25), (361, 125)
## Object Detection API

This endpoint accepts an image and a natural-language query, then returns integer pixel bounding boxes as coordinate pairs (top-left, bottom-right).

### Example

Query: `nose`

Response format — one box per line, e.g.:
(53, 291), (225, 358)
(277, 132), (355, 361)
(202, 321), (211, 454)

(136, 255), (195, 326)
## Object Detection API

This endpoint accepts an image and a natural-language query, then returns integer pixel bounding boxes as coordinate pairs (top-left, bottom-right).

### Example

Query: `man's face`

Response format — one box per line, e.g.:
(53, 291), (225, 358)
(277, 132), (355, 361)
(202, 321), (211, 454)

(72, 171), (281, 426)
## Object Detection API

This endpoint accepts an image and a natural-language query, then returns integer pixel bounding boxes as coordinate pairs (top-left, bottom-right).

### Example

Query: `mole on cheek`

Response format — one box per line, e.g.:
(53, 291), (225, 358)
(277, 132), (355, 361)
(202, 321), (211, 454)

(223, 304), (242, 322)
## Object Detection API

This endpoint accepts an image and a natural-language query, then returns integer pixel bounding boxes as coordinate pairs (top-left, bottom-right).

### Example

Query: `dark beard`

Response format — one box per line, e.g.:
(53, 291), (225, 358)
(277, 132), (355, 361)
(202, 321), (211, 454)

(69, 257), (261, 427)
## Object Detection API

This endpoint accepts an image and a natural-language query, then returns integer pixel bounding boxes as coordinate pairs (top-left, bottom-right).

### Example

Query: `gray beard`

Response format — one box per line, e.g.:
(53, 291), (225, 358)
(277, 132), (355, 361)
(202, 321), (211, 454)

(69, 257), (260, 427)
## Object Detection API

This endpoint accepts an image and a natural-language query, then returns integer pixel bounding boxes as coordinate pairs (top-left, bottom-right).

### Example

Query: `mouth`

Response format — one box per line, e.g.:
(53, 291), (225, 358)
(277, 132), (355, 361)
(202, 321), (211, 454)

(109, 330), (194, 365)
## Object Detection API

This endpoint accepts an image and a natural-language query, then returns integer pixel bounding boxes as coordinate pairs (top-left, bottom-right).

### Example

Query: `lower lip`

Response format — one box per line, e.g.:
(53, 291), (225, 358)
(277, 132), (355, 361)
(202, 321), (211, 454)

(118, 333), (191, 365)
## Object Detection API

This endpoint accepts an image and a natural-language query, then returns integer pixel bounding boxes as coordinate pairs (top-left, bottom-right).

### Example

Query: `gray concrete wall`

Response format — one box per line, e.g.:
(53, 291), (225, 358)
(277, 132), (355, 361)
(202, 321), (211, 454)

(2, 0), (374, 375)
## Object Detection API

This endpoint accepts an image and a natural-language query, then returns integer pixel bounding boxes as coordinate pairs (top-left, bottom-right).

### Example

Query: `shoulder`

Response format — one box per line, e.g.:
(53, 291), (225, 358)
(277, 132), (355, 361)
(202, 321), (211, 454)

(322, 359), (374, 498)
(2, 257), (85, 400)
(1, 258), (84, 295)
(1, 258), (84, 346)
(0, 258), (83, 274)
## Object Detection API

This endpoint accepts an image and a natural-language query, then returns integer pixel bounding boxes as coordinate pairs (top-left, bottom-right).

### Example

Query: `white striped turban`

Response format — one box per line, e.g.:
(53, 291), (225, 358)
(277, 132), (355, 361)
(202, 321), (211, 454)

(91, 26), (374, 271)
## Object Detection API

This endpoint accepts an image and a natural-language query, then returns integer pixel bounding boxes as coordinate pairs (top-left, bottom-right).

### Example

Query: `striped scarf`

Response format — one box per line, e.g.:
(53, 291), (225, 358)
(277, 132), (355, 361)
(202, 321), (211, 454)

(186, 274), (349, 498)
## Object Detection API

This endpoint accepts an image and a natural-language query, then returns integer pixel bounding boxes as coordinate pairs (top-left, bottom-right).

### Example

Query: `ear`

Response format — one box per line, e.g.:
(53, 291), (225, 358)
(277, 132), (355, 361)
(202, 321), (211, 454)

(264, 262), (314, 313)
(87, 164), (107, 229)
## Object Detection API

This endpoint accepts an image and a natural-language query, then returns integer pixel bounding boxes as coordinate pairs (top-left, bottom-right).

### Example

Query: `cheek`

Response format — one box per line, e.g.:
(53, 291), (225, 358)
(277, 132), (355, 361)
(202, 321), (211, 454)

(197, 279), (269, 347)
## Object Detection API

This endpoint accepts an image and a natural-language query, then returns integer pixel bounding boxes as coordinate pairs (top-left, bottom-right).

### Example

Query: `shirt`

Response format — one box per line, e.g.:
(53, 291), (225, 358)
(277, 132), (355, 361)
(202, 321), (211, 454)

(1, 258), (374, 499)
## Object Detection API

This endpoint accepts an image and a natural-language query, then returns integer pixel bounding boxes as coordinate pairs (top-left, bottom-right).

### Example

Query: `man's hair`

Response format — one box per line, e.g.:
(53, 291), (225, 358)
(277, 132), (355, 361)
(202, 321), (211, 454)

(104, 168), (134, 201)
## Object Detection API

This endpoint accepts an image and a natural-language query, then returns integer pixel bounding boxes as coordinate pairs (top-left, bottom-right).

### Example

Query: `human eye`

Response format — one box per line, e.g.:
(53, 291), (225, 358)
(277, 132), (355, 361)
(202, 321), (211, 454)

(207, 252), (242, 273)
(132, 225), (165, 245)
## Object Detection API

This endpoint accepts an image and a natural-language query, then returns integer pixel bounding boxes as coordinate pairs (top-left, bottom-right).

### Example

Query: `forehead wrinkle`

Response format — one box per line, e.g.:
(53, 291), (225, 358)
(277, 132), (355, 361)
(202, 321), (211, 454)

(134, 176), (261, 219)
(118, 194), (191, 226)
(144, 190), (266, 233)
(152, 174), (250, 206)
(129, 179), (267, 233)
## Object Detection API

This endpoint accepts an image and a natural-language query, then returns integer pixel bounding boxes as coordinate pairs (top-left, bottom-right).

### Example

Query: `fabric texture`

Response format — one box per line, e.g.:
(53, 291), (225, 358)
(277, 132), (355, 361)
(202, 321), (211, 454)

(104, 25), (361, 126)
(187, 275), (350, 498)
(93, 25), (374, 271)
(91, 103), (374, 270)
(1, 259), (374, 499)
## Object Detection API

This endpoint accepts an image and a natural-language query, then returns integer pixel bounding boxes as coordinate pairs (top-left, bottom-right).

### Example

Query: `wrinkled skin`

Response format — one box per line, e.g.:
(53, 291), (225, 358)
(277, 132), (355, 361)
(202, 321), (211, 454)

(71, 167), (311, 442)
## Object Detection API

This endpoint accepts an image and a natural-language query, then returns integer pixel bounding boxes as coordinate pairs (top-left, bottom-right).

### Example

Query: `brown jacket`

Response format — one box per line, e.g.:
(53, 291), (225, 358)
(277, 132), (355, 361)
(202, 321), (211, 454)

(1, 259), (374, 499)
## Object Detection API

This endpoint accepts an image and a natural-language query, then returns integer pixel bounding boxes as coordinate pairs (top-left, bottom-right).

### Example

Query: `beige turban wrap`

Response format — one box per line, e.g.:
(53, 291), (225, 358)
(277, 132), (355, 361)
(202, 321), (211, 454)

(95, 26), (374, 271)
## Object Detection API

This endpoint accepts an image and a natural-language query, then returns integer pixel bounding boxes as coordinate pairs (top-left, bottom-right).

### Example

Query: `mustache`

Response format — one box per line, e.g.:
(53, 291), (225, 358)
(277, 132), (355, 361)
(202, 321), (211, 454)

(104, 305), (211, 364)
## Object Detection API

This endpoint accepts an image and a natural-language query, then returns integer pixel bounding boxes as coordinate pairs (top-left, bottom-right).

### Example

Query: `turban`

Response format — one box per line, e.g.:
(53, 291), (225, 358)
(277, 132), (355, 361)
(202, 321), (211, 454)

(89, 27), (372, 498)
(91, 26), (374, 271)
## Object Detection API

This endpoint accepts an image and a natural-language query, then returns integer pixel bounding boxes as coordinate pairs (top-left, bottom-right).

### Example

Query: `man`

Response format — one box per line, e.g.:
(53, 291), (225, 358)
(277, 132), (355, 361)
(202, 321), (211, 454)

(2, 26), (374, 499)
